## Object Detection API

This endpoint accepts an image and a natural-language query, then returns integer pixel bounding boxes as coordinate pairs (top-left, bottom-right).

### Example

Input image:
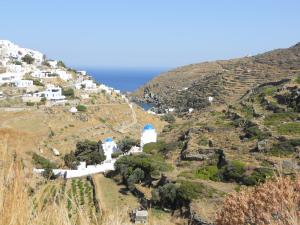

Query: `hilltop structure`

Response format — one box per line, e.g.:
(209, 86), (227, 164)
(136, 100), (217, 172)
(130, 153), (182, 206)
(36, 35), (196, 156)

(140, 124), (157, 148)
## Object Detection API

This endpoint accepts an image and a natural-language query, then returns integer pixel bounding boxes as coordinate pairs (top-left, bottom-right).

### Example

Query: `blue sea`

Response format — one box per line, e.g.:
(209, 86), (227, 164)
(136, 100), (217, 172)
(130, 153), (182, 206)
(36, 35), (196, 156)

(81, 68), (164, 92)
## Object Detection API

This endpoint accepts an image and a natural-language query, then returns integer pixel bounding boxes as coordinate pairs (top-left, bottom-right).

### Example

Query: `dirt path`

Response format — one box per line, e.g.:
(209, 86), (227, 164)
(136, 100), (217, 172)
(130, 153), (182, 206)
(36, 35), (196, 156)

(116, 103), (138, 133)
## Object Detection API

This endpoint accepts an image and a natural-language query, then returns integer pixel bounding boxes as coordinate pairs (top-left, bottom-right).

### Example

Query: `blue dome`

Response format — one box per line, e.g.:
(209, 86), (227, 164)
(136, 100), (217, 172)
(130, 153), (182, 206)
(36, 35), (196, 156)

(105, 138), (113, 142)
(144, 124), (154, 130)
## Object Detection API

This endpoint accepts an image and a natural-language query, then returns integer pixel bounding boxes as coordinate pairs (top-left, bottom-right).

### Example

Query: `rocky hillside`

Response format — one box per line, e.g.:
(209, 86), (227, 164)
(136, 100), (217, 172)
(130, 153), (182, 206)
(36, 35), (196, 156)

(117, 75), (300, 224)
(132, 42), (300, 113)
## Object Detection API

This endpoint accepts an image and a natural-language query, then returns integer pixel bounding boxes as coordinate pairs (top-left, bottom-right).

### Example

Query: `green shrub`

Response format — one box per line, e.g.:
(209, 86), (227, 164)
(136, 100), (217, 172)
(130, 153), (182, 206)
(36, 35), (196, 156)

(117, 137), (139, 153)
(57, 60), (66, 68)
(269, 139), (300, 156)
(13, 60), (22, 65)
(62, 88), (75, 98)
(115, 154), (172, 179)
(26, 102), (35, 106)
(296, 76), (300, 84)
(242, 168), (273, 186)
(244, 125), (269, 141)
(64, 140), (106, 168)
(42, 61), (51, 67)
(194, 165), (219, 180)
(76, 104), (87, 112)
(220, 160), (246, 182)
(143, 142), (166, 154)
(152, 183), (178, 207)
(277, 122), (300, 135)
(111, 152), (122, 158)
(161, 114), (175, 123)
(42, 167), (58, 180)
(241, 105), (255, 119)
(32, 79), (44, 86)
(127, 168), (145, 191)
(262, 86), (277, 95)
(21, 54), (34, 64)
(32, 153), (57, 169)
(264, 113), (298, 126)
(177, 180), (217, 201)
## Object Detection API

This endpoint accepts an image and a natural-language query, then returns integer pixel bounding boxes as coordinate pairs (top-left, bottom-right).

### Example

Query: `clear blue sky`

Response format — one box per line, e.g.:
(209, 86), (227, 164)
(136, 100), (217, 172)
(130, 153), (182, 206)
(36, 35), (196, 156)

(1, 0), (300, 69)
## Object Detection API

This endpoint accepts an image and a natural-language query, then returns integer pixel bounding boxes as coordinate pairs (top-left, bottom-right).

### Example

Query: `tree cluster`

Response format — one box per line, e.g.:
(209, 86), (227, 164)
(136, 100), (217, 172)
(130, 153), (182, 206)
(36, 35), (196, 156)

(117, 137), (139, 153)
(21, 54), (35, 64)
(64, 140), (106, 169)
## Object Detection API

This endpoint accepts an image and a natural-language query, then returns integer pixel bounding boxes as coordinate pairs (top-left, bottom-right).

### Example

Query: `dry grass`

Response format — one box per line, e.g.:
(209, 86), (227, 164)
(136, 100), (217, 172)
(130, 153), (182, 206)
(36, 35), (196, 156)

(216, 174), (300, 225)
(0, 133), (132, 225)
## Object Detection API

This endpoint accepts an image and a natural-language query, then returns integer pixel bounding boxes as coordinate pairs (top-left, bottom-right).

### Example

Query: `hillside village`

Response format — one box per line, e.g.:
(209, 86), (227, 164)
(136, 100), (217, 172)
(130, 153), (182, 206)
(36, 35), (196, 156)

(0, 40), (170, 224)
(1, 40), (300, 225)
(0, 40), (124, 106)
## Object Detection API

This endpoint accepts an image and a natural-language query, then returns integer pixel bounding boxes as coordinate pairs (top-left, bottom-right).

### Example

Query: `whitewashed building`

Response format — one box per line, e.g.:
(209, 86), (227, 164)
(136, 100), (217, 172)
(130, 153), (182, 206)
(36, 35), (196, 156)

(75, 79), (97, 90)
(102, 138), (118, 161)
(15, 79), (33, 88)
(48, 60), (58, 68)
(43, 85), (66, 102)
(0, 40), (43, 64)
(6, 64), (23, 73)
(78, 70), (87, 76)
(140, 124), (157, 148)
(0, 72), (22, 85)
(31, 70), (51, 79)
(55, 69), (72, 81)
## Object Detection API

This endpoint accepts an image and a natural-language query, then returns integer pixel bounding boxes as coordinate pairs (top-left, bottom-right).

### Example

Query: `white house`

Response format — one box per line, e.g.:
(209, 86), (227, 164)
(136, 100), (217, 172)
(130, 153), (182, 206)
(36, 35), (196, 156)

(188, 108), (194, 113)
(114, 90), (121, 95)
(140, 124), (157, 148)
(0, 72), (22, 85)
(43, 85), (66, 102)
(48, 60), (58, 68)
(102, 138), (118, 161)
(208, 96), (214, 103)
(75, 79), (97, 90)
(6, 64), (23, 73)
(99, 84), (111, 93)
(78, 70), (87, 76)
(0, 40), (43, 64)
(15, 79), (33, 88)
(55, 69), (72, 81)
(31, 70), (51, 79)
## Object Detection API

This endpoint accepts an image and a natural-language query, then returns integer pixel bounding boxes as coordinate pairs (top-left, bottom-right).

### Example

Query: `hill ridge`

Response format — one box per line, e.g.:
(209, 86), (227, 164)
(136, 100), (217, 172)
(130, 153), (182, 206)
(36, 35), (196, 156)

(132, 42), (300, 113)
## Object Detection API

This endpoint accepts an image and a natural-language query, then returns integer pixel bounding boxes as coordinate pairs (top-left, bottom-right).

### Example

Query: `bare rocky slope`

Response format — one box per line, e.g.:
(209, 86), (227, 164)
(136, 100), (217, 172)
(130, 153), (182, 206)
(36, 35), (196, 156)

(132, 42), (300, 113)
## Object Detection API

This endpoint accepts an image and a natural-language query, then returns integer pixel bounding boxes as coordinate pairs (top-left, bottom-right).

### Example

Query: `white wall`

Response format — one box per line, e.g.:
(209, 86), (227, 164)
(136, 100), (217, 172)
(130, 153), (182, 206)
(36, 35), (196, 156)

(33, 160), (116, 179)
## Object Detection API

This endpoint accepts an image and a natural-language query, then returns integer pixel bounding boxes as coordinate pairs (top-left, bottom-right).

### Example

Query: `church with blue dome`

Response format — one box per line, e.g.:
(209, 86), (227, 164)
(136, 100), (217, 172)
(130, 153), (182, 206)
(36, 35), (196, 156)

(102, 137), (118, 161)
(141, 123), (157, 148)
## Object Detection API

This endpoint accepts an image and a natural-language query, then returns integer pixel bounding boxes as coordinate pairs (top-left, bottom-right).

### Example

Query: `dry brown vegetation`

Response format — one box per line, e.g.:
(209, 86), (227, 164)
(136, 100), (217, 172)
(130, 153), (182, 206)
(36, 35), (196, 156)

(216, 175), (300, 225)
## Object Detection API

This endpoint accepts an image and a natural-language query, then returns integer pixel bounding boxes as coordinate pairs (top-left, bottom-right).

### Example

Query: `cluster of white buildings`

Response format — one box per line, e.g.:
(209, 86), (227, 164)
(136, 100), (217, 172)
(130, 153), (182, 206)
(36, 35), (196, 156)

(0, 40), (74, 91)
(0, 40), (44, 66)
(23, 84), (66, 103)
(34, 124), (158, 179)
(31, 69), (72, 81)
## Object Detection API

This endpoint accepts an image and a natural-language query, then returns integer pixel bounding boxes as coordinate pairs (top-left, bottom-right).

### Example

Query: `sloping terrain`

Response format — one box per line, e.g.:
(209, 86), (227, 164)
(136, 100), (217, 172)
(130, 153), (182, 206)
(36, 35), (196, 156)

(133, 42), (300, 113)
